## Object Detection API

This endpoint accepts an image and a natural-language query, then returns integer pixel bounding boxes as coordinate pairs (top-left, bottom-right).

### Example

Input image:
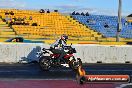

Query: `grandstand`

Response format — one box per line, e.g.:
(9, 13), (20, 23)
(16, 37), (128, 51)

(0, 9), (103, 43)
(0, 9), (132, 44)
(0, 18), (16, 42)
(71, 14), (132, 38)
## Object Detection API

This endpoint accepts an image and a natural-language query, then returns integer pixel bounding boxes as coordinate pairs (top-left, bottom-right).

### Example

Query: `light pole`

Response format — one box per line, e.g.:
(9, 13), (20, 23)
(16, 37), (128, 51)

(116, 0), (122, 42)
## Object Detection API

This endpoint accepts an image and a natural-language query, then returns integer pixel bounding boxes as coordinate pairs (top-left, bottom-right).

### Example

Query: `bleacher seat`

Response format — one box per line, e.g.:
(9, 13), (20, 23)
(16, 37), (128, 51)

(71, 14), (132, 38)
(0, 9), (102, 41)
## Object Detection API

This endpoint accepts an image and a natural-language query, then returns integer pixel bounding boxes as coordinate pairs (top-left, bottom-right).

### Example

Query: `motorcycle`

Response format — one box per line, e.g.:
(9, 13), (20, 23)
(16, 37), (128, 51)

(38, 44), (82, 71)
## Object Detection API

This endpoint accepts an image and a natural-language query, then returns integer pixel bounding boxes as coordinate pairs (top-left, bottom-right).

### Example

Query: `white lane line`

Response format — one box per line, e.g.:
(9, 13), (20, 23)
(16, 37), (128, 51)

(0, 70), (32, 72)
(116, 83), (132, 88)
(0, 70), (132, 72)
(0, 78), (74, 81)
(0, 70), (72, 73)
(87, 70), (132, 71)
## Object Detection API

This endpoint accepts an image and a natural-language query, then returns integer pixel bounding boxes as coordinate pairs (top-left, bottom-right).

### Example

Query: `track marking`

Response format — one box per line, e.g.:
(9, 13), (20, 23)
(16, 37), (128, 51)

(116, 83), (132, 88)
(87, 70), (132, 71)
(0, 78), (74, 81)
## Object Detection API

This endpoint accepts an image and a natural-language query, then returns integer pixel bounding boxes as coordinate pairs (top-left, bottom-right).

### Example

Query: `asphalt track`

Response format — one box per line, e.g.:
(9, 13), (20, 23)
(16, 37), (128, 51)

(0, 63), (132, 88)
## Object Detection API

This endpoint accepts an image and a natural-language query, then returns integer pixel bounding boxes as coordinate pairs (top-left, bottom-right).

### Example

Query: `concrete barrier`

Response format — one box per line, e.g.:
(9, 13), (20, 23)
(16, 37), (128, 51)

(0, 43), (132, 63)
(0, 43), (50, 63)
(73, 44), (132, 63)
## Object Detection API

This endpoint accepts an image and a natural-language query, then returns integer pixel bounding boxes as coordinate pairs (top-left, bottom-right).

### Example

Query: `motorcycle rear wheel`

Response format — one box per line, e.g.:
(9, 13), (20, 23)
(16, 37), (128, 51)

(39, 56), (51, 71)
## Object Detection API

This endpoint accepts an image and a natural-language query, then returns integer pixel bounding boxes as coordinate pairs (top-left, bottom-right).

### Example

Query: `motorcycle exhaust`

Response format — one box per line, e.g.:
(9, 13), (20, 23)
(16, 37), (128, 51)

(61, 64), (69, 67)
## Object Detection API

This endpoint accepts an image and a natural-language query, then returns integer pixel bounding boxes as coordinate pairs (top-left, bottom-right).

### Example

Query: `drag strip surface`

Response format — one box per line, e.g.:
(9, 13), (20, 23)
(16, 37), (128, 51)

(0, 63), (75, 79)
(0, 63), (132, 79)
(0, 63), (131, 88)
(0, 80), (117, 88)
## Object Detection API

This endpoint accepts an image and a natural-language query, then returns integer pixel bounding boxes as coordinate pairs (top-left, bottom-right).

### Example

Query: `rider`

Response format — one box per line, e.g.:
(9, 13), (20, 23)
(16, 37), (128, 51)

(50, 34), (68, 63)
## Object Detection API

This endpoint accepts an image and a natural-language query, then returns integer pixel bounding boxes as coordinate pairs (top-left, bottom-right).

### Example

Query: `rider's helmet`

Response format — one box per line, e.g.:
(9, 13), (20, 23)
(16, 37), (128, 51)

(61, 34), (68, 42)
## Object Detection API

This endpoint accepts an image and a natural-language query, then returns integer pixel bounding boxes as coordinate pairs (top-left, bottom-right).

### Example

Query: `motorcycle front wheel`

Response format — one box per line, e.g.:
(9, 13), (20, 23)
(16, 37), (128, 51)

(69, 57), (82, 70)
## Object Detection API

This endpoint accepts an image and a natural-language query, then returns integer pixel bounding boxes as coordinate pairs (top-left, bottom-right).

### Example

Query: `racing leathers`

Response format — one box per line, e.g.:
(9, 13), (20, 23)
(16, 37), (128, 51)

(50, 38), (67, 63)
